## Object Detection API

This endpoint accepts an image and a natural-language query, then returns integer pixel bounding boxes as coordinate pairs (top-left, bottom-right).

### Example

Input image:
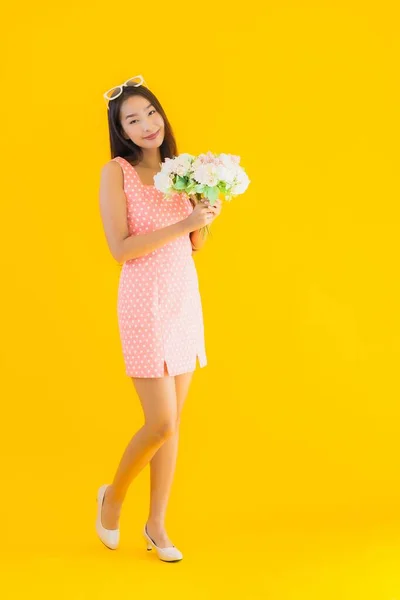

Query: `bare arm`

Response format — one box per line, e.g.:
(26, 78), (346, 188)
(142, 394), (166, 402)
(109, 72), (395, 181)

(190, 227), (209, 252)
(99, 161), (192, 263)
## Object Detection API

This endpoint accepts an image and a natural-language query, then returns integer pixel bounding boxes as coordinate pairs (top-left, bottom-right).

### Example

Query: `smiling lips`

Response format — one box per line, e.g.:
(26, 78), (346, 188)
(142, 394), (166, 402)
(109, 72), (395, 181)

(143, 129), (160, 140)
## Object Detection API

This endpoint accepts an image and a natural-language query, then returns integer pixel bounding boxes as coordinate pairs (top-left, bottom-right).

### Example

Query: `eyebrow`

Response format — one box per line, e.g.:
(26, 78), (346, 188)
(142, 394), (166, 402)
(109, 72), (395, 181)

(125, 103), (154, 119)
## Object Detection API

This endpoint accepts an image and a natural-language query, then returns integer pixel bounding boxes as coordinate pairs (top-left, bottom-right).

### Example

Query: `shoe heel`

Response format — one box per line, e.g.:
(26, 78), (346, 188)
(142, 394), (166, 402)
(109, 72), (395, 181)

(143, 524), (153, 551)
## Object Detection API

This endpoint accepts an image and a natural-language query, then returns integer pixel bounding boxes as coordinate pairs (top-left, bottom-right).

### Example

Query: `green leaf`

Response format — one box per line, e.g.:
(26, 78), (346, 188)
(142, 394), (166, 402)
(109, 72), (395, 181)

(174, 176), (186, 190)
(208, 186), (220, 201)
(201, 185), (219, 203)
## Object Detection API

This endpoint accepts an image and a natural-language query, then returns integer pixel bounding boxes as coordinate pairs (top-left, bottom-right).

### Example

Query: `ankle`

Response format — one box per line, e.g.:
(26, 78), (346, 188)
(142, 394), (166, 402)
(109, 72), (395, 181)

(147, 517), (165, 530)
(106, 485), (123, 508)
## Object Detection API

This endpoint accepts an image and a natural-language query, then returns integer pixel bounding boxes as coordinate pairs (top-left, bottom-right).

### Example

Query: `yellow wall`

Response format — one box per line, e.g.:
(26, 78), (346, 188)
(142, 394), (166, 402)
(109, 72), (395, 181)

(1, 0), (400, 597)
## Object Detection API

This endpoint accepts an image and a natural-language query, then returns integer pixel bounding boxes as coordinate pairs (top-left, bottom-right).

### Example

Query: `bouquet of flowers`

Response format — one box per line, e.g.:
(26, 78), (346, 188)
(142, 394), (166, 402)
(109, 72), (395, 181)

(153, 151), (250, 238)
(154, 151), (250, 205)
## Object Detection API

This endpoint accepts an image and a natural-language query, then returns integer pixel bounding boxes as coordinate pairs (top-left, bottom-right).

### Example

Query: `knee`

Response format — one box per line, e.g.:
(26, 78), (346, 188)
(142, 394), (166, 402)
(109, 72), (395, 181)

(147, 419), (177, 441)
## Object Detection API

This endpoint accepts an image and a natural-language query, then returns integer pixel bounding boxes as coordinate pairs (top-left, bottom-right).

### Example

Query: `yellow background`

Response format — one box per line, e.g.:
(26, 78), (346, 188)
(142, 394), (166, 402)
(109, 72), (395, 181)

(1, 0), (400, 597)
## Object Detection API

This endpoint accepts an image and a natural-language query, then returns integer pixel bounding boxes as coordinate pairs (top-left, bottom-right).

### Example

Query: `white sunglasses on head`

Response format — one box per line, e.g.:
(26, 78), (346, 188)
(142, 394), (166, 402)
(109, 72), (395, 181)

(103, 74), (147, 108)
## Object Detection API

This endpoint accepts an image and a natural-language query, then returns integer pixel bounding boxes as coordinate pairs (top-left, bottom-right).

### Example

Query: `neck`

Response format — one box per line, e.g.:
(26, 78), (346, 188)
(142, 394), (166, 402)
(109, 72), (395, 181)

(139, 148), (161, 170)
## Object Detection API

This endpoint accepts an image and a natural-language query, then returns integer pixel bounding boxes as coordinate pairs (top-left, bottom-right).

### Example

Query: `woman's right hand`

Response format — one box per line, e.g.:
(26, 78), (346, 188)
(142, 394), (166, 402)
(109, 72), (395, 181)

(184, 200), (216, 233)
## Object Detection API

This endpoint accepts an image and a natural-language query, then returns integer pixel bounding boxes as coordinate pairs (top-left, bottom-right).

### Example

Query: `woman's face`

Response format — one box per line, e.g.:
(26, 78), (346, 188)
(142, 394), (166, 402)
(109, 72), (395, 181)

(119, 95), (164, 148)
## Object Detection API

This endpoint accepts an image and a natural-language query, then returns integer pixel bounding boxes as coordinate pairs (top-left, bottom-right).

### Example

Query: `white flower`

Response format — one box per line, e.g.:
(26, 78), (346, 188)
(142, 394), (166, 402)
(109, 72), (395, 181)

(215, 164), (235, 184)
(192, 163), (220, 187)
(153, 170), (173, 193)
(169, 153), (194, 176)
(162, 157), (177, 175)
(230, 169), (250, 194)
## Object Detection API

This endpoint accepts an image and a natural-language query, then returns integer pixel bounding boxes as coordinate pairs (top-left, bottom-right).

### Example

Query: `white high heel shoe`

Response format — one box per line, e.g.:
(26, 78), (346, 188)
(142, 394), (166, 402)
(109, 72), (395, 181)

(143, 523), (183, 562)
(96, 484), (120, 550)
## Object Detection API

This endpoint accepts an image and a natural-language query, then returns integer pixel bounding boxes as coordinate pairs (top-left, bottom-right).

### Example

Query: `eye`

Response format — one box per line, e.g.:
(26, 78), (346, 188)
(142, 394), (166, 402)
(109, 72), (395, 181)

(130, 109), (156, 125)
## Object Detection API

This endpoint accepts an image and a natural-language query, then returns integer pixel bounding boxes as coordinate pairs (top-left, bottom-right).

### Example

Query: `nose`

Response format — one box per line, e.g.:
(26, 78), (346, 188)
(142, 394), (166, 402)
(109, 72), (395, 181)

(143, 119), (154, 131)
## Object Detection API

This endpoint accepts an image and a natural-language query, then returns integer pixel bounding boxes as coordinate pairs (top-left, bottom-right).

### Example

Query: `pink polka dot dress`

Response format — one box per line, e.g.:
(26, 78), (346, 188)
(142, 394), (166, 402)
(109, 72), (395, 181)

(112, 156), (208, 378)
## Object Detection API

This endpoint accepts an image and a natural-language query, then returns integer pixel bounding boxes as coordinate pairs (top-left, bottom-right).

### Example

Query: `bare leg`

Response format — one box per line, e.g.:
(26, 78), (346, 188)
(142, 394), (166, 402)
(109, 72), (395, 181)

(101, 363), (177, 530)
(146, 366), (194, 547)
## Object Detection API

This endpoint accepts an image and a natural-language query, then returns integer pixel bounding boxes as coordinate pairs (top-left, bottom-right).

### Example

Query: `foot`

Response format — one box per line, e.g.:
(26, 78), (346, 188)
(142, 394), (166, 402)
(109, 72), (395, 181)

(146, 521), (174, 549)
(101, 485), (122, 530)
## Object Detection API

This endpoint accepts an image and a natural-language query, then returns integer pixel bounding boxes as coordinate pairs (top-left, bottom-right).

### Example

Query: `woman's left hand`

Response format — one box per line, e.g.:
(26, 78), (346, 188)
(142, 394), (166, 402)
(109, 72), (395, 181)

(202, 198), (222, 221)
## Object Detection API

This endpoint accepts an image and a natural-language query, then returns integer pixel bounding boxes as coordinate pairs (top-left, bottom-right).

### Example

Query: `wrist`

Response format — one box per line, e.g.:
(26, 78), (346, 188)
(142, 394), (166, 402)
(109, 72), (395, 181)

(179, 218), (191, 236)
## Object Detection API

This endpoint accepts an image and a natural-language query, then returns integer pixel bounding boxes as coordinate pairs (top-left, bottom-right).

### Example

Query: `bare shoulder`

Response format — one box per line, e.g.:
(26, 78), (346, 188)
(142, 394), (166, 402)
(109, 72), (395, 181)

(100, 158), (123, 179)
(100, 156), (126, 191)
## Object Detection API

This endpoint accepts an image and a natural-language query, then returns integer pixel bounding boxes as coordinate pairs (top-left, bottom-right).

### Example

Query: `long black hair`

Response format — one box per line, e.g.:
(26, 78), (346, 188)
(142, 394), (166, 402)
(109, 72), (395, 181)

(106, 82), (178, 165)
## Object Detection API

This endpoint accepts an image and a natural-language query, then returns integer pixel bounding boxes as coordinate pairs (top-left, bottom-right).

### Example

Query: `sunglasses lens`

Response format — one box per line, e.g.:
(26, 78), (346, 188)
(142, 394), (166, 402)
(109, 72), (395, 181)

(105, 87), (122, 100)
(126, 76), (144, 87)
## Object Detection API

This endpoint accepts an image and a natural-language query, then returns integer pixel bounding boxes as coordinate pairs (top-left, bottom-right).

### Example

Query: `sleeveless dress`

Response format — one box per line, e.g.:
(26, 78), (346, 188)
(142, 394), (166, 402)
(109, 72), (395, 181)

(112, 156), (208, 378)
